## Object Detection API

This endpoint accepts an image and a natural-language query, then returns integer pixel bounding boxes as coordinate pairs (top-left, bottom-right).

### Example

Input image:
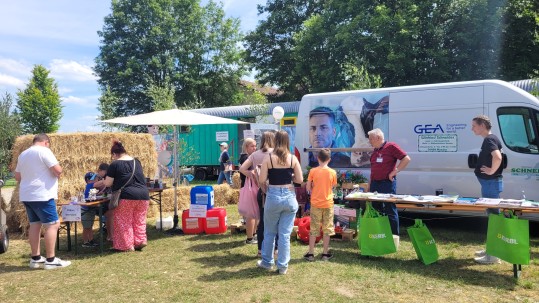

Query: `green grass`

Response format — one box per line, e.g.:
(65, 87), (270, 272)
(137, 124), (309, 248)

(1, 206), (538, 302)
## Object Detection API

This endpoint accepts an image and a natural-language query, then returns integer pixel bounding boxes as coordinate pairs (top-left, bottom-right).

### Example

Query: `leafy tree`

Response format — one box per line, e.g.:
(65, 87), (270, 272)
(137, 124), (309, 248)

(95, 0), (247, 119)
(0, 93), (23, 179)
(499, 0), (539, 80)
(16, 65), (63, 134)
(97, 86), (126, 132)
(244, 0), (326, 100)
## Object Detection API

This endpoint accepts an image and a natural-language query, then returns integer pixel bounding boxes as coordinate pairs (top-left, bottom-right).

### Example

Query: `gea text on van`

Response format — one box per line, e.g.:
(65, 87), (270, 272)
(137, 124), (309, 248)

(414, 124), (444, 134)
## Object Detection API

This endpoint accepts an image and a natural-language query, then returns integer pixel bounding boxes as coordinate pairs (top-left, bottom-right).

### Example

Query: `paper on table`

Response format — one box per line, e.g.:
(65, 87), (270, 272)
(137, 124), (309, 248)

(475, 198), (501, 205)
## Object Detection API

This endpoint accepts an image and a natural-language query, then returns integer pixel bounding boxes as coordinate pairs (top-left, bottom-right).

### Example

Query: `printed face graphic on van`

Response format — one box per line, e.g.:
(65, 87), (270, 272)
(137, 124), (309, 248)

(309, 114), (336, 148)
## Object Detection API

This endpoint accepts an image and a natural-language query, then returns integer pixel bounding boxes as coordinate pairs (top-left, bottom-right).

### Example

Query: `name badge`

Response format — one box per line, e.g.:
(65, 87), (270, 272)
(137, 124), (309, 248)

(376, 157), (383, 163)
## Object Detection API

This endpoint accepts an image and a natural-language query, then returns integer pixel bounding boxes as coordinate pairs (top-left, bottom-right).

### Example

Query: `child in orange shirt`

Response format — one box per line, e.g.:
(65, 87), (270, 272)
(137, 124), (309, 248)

(304, 149), (337, 261)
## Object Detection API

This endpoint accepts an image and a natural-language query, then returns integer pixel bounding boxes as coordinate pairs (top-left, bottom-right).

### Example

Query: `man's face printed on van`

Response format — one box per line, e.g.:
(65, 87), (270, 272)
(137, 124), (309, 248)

(309, 114), (336, 148)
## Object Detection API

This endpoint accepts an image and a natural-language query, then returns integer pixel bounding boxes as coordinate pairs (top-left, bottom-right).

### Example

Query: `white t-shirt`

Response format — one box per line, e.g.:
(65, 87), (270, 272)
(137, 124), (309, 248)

(15, 145), (59, 201)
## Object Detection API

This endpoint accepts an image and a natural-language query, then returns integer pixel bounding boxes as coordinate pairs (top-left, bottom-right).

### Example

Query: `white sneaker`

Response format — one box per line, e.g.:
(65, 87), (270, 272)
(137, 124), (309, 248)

(29, 256), (46, 269)
(474, 255), (501, 265)
(474, 249), (486, 257)
(277, 267), (288, 275)
(256, 260), (273, 271)
(44, 257), (72, 270)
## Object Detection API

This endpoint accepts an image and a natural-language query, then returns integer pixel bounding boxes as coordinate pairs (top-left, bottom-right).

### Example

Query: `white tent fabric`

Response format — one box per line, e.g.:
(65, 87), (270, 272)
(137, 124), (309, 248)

(102, 109), (249, 126)
(102, 109), (248, 233)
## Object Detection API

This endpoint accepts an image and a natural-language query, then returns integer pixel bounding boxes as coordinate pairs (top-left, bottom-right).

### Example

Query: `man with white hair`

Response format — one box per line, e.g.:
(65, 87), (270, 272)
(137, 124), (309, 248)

(368, 128), (410, 235)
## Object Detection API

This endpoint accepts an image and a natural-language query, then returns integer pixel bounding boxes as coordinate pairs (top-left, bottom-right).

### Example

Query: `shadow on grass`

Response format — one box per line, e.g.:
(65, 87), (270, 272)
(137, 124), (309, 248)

(0, 263), (39, 274)
(191, 252), (258, 269)
(197, 264), (279, 281)
(329, 247), (520, 289)
(187, 239), (246, 252)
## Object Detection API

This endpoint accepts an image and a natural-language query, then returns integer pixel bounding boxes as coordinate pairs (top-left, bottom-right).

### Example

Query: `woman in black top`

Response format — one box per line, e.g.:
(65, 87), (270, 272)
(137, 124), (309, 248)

(257, 130), (303, 275)
(103, 140), (150, 252)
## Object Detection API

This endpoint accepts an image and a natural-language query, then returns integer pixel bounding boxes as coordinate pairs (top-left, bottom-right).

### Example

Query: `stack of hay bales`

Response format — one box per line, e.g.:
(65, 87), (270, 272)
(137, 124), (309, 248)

(7, 132), (157, 234)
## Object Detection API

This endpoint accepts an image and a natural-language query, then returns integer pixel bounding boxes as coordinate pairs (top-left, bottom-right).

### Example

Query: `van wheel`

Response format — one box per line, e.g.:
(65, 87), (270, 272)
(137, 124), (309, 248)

(0, 227), (8, 254)
(195, 169), (207, 181)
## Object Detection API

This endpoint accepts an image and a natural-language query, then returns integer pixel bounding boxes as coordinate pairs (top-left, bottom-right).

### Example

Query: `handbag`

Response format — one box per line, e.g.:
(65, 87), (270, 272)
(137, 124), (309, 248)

(238, 178), (260, 220)
(486, 212), (530, 265)
(109, 159), (136, 210)
(407, 219), (439, 265)
(358, 203), (396, 256)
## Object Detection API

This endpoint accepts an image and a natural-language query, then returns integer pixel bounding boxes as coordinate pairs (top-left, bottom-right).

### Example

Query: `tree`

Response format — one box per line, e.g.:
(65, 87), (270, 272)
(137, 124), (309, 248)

(0, 93), (23, 179)
(16, 65), (63, 134)
(95, 0), (247, 120)
(244, 0), (326, 100)
(246, 0), (538, 92)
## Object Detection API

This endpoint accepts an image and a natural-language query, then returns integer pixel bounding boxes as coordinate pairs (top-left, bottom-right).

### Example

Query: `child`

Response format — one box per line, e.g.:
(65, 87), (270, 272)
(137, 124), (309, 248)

(81, 163), (109, 247)
(304, 149), (337, 261)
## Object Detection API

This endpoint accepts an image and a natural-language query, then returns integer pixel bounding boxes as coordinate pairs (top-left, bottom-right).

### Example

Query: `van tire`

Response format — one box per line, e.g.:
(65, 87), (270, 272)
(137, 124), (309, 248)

(0, 226), (8, 254)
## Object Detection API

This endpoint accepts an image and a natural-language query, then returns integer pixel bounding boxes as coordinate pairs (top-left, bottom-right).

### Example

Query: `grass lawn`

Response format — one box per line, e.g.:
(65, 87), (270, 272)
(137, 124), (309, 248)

(1, 205), (538, 303)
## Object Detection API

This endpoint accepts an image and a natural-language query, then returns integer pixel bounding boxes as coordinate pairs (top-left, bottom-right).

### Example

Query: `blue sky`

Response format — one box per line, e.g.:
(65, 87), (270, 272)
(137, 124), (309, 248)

(0, 0), (266, 133)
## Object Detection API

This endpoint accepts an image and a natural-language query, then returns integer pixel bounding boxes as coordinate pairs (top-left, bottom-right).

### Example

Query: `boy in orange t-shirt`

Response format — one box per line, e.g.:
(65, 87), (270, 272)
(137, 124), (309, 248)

(305, 149), (337, 261)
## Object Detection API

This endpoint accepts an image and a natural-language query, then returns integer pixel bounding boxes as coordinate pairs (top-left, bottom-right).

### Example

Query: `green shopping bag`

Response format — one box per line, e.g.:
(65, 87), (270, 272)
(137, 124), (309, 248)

(358, 203), (396, 256)
(407, 219), (439, 265)
(486, 212), (530, 265)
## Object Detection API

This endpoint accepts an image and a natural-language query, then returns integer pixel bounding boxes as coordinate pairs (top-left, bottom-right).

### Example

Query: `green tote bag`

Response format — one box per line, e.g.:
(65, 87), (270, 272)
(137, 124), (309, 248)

(486, 213), (530, 265)
(407, 219), (439, 265)
(359, 203), (396, 256)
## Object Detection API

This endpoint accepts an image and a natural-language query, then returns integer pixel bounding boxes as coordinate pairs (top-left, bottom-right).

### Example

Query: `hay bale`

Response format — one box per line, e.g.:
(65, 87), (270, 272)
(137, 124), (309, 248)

(229, 189), (240, 205)
(231, 172), (241, 189)
(8, 132), (158, 233)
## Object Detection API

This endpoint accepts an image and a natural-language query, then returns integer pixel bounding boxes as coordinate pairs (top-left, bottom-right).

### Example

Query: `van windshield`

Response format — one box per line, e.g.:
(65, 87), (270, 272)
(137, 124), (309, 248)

(498, 107), (539, 154)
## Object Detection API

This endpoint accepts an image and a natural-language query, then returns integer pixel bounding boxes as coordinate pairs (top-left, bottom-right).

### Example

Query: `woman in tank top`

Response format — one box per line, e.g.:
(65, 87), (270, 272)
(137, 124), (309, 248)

(256, 130), (303, 275)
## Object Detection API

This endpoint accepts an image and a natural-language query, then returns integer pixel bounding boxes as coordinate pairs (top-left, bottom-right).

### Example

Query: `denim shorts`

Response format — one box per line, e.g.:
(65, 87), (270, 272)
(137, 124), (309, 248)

(23, 199), (59, 224)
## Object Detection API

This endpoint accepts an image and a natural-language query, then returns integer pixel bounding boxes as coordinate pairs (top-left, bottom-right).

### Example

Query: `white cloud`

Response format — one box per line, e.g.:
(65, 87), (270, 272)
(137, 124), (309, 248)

(50, 59), (98, 82)
(0, 73), (25, 89)
(0, 58), (32, 76)
(58, 87), (74, 94)
(62, 95), (95, 107)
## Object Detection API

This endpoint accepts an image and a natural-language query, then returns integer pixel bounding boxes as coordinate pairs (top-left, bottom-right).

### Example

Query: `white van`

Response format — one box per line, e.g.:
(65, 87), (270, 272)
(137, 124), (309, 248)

(295, 80), (539, 201)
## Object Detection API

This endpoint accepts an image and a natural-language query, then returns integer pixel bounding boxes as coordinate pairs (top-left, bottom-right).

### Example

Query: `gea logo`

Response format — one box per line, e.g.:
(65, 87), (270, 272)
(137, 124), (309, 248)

(497, 233), (518, 244)
(368, 234), (386, 239)
(424, 239), (435, 245)
(414, 124), (444, 134)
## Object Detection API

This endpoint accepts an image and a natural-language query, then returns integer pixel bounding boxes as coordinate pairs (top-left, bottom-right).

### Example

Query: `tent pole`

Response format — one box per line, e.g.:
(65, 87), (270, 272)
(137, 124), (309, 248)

(167, 125), (183, 235)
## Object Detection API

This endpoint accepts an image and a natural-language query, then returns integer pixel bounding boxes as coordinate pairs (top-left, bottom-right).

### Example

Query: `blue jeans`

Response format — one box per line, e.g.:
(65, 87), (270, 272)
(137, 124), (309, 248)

(370, 179), (399, 235)
(217, 171), (231, 185)
(23, 199), (59, 224)
(260, 187), (298, 270)
(477, 177), (503, 215)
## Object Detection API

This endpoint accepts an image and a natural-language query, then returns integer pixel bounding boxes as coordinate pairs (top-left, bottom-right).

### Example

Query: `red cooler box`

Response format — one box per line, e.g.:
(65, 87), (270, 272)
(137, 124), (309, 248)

(204, 208), (227, 234)
(182, 210), (205, 234)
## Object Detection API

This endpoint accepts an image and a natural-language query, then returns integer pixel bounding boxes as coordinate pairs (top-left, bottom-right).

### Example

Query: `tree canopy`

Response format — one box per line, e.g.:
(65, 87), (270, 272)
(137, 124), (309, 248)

(245, 0), (539, 94)
(95, 0), (248, 120)
(0, 93), (22, 178)
(16, 65), (63, 134)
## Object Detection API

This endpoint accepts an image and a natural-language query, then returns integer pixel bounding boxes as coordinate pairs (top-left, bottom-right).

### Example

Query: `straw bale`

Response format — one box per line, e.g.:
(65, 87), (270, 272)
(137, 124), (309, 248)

(229, 189), (240, 205)
(8, 132), (158, 233)
(231, 172), (241, 189)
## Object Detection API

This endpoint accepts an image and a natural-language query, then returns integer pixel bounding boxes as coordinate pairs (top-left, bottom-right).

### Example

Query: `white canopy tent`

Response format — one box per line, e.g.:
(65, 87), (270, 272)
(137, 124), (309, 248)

(102, 109), (248, 233)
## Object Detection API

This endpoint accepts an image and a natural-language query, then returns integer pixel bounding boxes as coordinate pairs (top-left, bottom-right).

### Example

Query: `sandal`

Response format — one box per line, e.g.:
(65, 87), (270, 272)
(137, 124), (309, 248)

(303, 253), (315, 262)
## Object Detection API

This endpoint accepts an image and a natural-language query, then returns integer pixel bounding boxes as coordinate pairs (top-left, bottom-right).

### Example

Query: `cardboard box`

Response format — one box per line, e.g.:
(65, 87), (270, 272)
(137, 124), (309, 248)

(334, 205), (358, 230)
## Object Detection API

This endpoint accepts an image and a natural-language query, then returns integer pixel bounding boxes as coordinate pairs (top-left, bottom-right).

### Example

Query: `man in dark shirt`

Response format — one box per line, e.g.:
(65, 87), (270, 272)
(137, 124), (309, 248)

(308, 107), (350, 168)
(368, 128), (410, 235)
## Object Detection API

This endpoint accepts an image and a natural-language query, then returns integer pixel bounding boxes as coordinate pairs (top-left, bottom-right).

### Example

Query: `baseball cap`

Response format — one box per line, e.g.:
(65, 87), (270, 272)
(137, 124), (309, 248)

(219, 142), (228, 148)
(84, 172), (96, 182)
